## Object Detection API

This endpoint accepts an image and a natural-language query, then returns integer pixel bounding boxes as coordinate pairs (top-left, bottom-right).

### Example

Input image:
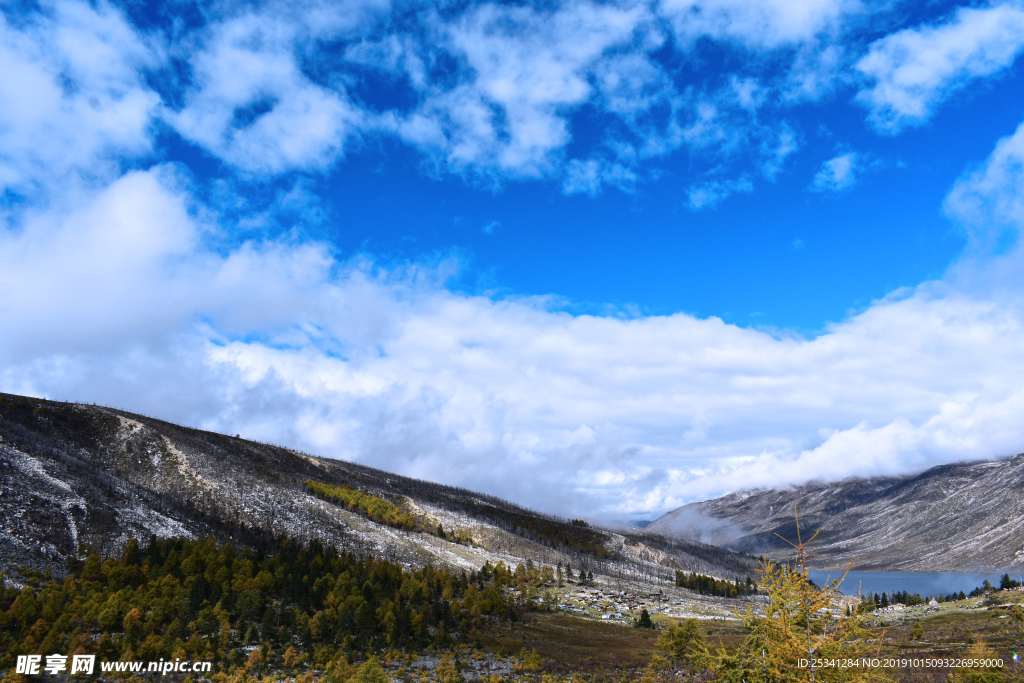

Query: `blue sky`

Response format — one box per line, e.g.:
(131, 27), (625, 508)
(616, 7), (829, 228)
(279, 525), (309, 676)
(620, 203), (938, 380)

(5, 0), (1024, 519)
(132, 0), (1021, 331)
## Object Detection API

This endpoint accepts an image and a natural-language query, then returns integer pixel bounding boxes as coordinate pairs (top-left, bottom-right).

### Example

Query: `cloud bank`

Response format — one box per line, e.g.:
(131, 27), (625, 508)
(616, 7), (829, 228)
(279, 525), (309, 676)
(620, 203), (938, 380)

(5, 128), (1024, 517)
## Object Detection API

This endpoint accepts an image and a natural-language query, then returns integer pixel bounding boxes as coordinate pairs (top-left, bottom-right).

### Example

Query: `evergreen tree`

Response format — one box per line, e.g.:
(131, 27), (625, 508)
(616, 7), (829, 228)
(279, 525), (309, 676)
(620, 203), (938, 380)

(713, 508), (881, 683)
(350, 657), (388, 683)
(658, 618), (708, 680)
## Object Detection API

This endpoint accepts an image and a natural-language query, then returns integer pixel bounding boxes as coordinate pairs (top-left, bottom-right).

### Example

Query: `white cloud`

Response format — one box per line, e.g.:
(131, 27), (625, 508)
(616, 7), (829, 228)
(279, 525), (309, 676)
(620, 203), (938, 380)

(344, 34), (404, 72)
(393, 1), (647, 179)
(1, 0), (963, 198)
(8, 233), (1024, 517)
(730, 76), (763, 110)
(761, 124), (800, 179)
(593, 51), (671, 118)
(168, 6), (374, 175)
(945, 118), (1024, 251)
(687, 176), (753, 208)
(0, 0), (906, 195)
(563, 158), (637, 196)
(785, 42), (848, 101)
(857, 2), (1024, 132)
(658, 0), (860, 50)
(563, 159), (604, 195)
(0, 0), (160, 194)
(7, 138), (1024, 519)
(376, 1), (823, 187)
(811, 151), (858, 192)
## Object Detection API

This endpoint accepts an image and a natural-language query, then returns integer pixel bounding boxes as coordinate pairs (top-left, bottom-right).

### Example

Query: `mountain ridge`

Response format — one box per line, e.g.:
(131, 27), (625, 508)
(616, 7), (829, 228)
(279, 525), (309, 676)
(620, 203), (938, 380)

(0, 392), (755, 586)
(648, 456), (1024, 572)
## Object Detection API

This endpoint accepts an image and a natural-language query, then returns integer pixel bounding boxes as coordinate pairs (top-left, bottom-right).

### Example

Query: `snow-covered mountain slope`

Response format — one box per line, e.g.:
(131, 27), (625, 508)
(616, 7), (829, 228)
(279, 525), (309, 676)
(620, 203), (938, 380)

(0, 393), (756, 584)
(648, 457), (1024, 571)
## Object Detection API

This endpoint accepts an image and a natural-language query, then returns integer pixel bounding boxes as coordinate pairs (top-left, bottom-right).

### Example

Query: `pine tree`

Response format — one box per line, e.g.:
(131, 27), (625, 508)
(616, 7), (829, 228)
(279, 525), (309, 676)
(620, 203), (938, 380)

(350, 656), (388, 683)
(658, 618), (708, 680)
(714, 507), (882, 683)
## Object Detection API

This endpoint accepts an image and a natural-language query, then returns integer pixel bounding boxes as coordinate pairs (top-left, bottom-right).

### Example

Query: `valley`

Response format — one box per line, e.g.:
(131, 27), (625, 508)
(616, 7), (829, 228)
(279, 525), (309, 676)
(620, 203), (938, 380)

(2, 392), (1023, 682)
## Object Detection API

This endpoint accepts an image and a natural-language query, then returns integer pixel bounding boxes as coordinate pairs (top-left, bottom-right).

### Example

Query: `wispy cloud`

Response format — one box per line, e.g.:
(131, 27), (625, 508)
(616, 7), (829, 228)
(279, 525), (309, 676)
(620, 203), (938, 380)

(811, 151), (859, 192)
(0, 0), (880, 195)
(945, 118), (1024, 253)
(3, 0), (997, 197)
(659, 0), (860, 50)
(563, 159), (638, 196)
(857, 2), (1024, 133)
(167, 3), (378, 175)
(688, 176), (753, 208)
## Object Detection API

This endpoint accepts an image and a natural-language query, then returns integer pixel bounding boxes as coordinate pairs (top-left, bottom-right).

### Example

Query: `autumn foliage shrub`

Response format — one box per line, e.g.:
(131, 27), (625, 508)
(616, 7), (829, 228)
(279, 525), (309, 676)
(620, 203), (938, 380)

(304, 481), (418, 530)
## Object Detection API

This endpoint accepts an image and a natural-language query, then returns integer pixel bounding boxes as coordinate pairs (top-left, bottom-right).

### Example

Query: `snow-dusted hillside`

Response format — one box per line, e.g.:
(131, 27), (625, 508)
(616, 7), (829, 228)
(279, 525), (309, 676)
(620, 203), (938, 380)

(649, 457), (1024, 571)
(0, 393), (755, 586)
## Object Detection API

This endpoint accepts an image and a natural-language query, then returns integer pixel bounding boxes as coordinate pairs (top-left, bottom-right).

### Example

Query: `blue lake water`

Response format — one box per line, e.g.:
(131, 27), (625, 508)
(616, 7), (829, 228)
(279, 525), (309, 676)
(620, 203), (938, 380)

(806, 570), (1023, 598)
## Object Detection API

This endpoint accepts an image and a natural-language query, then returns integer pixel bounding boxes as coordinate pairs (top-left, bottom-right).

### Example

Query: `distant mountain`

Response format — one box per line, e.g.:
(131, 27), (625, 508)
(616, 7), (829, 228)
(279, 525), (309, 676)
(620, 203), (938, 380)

(648, 457), (1024, 572)
(0, 392), (755, 583)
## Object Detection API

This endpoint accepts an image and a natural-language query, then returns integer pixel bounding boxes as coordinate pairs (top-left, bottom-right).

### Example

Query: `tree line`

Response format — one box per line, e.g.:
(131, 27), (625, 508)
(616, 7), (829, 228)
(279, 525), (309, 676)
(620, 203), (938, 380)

(860, 573), (1023, 609)
(674, 570), (756, 598)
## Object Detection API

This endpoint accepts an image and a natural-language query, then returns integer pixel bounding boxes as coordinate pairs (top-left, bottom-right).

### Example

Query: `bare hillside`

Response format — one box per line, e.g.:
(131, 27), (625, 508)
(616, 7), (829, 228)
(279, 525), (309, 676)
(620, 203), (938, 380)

(0, 393), (756, 585)
(649, 457), (1024, 571)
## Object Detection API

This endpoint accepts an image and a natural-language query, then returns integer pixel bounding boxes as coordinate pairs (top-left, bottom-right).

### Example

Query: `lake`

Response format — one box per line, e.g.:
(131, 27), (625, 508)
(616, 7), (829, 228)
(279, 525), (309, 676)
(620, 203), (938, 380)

(806, 570), (1024, 598)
